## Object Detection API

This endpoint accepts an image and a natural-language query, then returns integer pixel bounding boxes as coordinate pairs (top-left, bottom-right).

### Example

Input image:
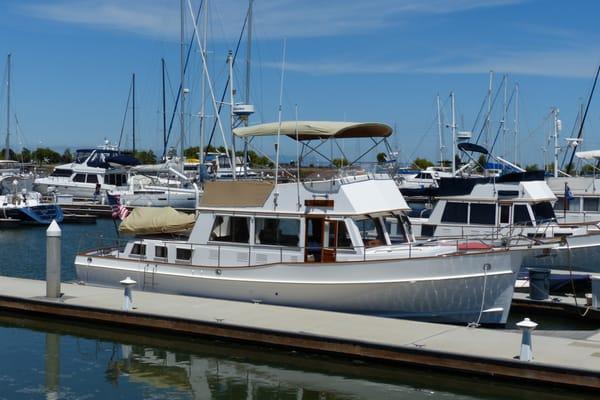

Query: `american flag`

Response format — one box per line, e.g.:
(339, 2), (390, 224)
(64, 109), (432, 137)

(106, 192), (130, 220)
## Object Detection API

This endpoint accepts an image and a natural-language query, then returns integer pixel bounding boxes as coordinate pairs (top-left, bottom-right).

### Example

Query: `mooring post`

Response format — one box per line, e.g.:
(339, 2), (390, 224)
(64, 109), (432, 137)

(591, 276), (600, 309)
(46, 220), (62, 298)
(516, 318), (538, 361)
(120, 277), (137, 311)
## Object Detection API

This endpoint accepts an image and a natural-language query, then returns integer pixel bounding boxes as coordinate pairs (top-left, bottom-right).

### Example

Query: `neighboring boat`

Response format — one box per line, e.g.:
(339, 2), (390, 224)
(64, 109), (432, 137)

(0, 184), (63, 224)
(33, 141), (136, 200)
(109, 174), (200, 209)
(547, 150), (600, 223)
(408, 171), (600, 273)
(75, 121), (526, 325)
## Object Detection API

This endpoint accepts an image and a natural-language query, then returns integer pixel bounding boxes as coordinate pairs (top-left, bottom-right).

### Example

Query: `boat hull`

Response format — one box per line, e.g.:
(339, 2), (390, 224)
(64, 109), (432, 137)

(522, 233), (600, 273)
(75, 250), (521, 325)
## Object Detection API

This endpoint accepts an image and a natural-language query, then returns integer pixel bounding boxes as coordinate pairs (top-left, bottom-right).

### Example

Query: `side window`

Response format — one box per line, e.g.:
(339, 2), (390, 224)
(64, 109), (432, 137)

(73, 174), (86, 182)
(354, 217), (385, 247)
(500, 205), (510, 224)
(176, 248), (192, 261)
(86, 174), (99, 184)
(255, 218), (300, 247)
(210, 215), (250, 243)
(130, 243), (146, 256)
(584, 198), (599, 212)
(513, 205), (532, 226)
(155, 246), (167, 258)
(469, 203), (495, 225)
(441, 202), (468, 223)
(385, 216), (408, 244)
(336, 221), (353, 249)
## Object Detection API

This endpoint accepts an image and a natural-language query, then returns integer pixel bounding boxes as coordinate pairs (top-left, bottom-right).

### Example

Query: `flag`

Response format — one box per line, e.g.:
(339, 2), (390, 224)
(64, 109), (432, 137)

(106, 192), (130, 220)
(565, 184), (574, 201)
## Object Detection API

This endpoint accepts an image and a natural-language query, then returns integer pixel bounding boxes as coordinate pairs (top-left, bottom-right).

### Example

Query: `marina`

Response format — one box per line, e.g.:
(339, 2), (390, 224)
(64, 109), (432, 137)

(2, 1), (600, 399)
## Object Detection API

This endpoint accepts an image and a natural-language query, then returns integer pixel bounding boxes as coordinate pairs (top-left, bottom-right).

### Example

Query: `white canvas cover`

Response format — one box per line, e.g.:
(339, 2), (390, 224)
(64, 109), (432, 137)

(119, 207), (195, 235)
(233, 121), (392, 140)
(575, 150), (600, 160)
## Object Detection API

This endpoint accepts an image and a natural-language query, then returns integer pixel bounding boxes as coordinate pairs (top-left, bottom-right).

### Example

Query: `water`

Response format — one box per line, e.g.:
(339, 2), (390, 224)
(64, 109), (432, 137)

(0, 312), (591, 400)
(0, 221), (597, 399)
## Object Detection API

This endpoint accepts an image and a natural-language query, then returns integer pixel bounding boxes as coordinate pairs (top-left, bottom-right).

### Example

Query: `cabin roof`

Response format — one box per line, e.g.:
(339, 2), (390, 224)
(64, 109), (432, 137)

(233, 121), (392, 140)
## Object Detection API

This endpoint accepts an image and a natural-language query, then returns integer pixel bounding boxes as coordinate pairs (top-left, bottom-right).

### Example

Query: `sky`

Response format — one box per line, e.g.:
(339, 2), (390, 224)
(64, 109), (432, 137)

(1, 0), (600, 168)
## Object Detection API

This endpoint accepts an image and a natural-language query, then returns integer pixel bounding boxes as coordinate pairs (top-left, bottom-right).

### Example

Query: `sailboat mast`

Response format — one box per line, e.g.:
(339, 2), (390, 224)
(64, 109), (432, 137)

(245, 0), (253, 107)
(199, 0), (208, 165)
(132, 73), (136, 154)
(4, 53), (11, 160)
(227, 50), (237, 180)
(179, 0), (186, 158)
(436, 94), (443, 166)
(514, 83), (519, 164)
(485, 71), (493, 149)
(162, 58), (167, 158)
(553, 107), (560, 178)
(451, 91), (456, 175)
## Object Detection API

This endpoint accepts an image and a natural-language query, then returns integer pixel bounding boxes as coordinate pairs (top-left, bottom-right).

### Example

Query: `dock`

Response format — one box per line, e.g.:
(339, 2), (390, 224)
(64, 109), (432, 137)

(512, 291), (600, 321)
(0, 276), (598, 391)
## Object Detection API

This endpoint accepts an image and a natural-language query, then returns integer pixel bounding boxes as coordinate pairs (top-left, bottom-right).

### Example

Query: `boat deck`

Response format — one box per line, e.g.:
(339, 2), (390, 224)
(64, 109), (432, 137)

(0, 276), (598, 390)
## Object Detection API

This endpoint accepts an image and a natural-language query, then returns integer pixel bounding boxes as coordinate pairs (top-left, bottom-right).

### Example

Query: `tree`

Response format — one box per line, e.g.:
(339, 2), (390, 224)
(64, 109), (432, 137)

(32, 147), (61, 164)
(411, 157), (434, 170)
(581, 164), (595, 175)
(376, 152), (387, 163)
(525, 164), (539, 172)
(61, 148), (73, 163)
(19, 147), (31, 163)
(332, 158), (349, 168)
(0, 148), (16, 160)
(134, 150), (157, 164)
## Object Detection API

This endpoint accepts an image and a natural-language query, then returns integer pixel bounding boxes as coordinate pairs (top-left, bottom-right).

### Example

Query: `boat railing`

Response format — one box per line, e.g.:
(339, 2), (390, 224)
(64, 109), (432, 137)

(80, 234), (537, 268)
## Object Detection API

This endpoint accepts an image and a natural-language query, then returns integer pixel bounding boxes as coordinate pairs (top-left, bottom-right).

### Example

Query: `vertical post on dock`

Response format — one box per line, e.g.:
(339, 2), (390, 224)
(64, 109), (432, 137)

(46, 220), (62, 298)
(120, 277), (137, 311)
(516, 318), (538, 361)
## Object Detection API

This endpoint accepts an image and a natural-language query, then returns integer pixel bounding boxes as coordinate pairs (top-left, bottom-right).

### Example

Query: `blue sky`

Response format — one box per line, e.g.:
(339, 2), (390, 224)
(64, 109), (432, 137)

(1, 0), (600, 167)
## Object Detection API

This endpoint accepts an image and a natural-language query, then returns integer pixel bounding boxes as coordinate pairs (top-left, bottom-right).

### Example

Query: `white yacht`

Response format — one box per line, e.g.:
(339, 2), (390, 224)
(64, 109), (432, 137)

(33, 142), (137, 200)
(408, 172), (600, 273)
(109, 174), (200, 209)
(75, 121), (526, 325)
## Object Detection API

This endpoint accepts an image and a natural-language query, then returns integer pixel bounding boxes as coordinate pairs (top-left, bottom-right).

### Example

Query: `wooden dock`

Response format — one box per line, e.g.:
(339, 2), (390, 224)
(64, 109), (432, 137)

(0, 276), (598, 391)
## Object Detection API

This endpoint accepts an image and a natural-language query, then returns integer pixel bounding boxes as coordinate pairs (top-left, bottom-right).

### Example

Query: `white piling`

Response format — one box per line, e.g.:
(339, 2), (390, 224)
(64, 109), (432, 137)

(591, 276), (600, 309)
(46, 220), (62, 298)
(516, 318), (538, 361)
(120, 277), (137, 311)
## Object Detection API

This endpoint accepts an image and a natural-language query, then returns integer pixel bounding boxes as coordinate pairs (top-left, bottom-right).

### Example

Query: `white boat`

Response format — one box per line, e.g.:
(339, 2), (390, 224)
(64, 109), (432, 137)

(109, 174), (200, 209)
(75, 121), (525, 325)
(33, 142), (137, 200)
(408, 171), (600, 273)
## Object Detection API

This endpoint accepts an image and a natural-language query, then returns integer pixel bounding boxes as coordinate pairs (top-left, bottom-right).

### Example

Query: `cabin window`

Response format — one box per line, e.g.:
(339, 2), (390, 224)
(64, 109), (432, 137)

(50, 169), (72, 177)
(154, 246), (167, 258)
(554, 197), (564, 211)
(532, 202), (556, 223)
(441, 202), (468, 223)
(569, 197), (581, 212)
(255, 218), (300, 247)
(176, 248), (192, 261)
(130, 243), (146, 256)
(513, 205), (532, 225)
(210, 215), (250, 243)
(500, 205), (510, 224)
(469, 203), (495, 225)
(73, 174), (86, 182)
(354, 217), (386, 247)
(384, 216), (408, 244)
(336, 221), (353, 249)
(583, 198), (599, 212)
(86, 174), (98, 184)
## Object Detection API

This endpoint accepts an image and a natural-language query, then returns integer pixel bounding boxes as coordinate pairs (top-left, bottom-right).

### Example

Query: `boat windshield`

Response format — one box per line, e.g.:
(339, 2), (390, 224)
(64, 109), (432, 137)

(531, 202), (556, 224)
(354, 216), (386, 248)
(75, 150), (93, 163)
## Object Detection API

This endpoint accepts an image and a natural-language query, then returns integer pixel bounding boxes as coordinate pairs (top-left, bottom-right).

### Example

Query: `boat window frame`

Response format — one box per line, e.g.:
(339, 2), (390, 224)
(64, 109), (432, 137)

(254, 216), (301, 248)
(209, 214), (251, 244)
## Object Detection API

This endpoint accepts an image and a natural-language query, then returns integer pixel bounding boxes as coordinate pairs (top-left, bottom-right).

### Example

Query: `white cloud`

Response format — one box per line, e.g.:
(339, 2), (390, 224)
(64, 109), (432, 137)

(19, 0), (525, 40)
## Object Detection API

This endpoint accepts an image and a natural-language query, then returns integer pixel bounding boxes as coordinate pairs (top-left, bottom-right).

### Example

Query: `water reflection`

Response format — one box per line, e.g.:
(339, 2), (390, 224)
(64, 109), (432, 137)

(0, 312), (588, 400)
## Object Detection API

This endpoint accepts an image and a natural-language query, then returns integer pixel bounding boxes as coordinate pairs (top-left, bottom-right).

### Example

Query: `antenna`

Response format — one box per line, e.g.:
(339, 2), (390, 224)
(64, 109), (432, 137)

(274, 38), (287, 205)
(5, 53), (11, 160)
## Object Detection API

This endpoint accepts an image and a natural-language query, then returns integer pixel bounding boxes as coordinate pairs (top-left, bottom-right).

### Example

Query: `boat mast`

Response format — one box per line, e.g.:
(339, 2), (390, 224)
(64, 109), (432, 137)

(199, 0), (208, 165)
(514, 83), (519, 164)
(227, 50), (237, 180)
(162, 58), (167, 158)
(436, 94), (443, 166)
(485, 71), (493, 149)
(502, 75), (508, 159)
(243, 0), (253, 177)
(132, 72), (136, 154)
(179, 0), (186, 158)
(4, 53), (11, 160)
(552, 107), (561, 178)
(450, 91), (457, 175)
